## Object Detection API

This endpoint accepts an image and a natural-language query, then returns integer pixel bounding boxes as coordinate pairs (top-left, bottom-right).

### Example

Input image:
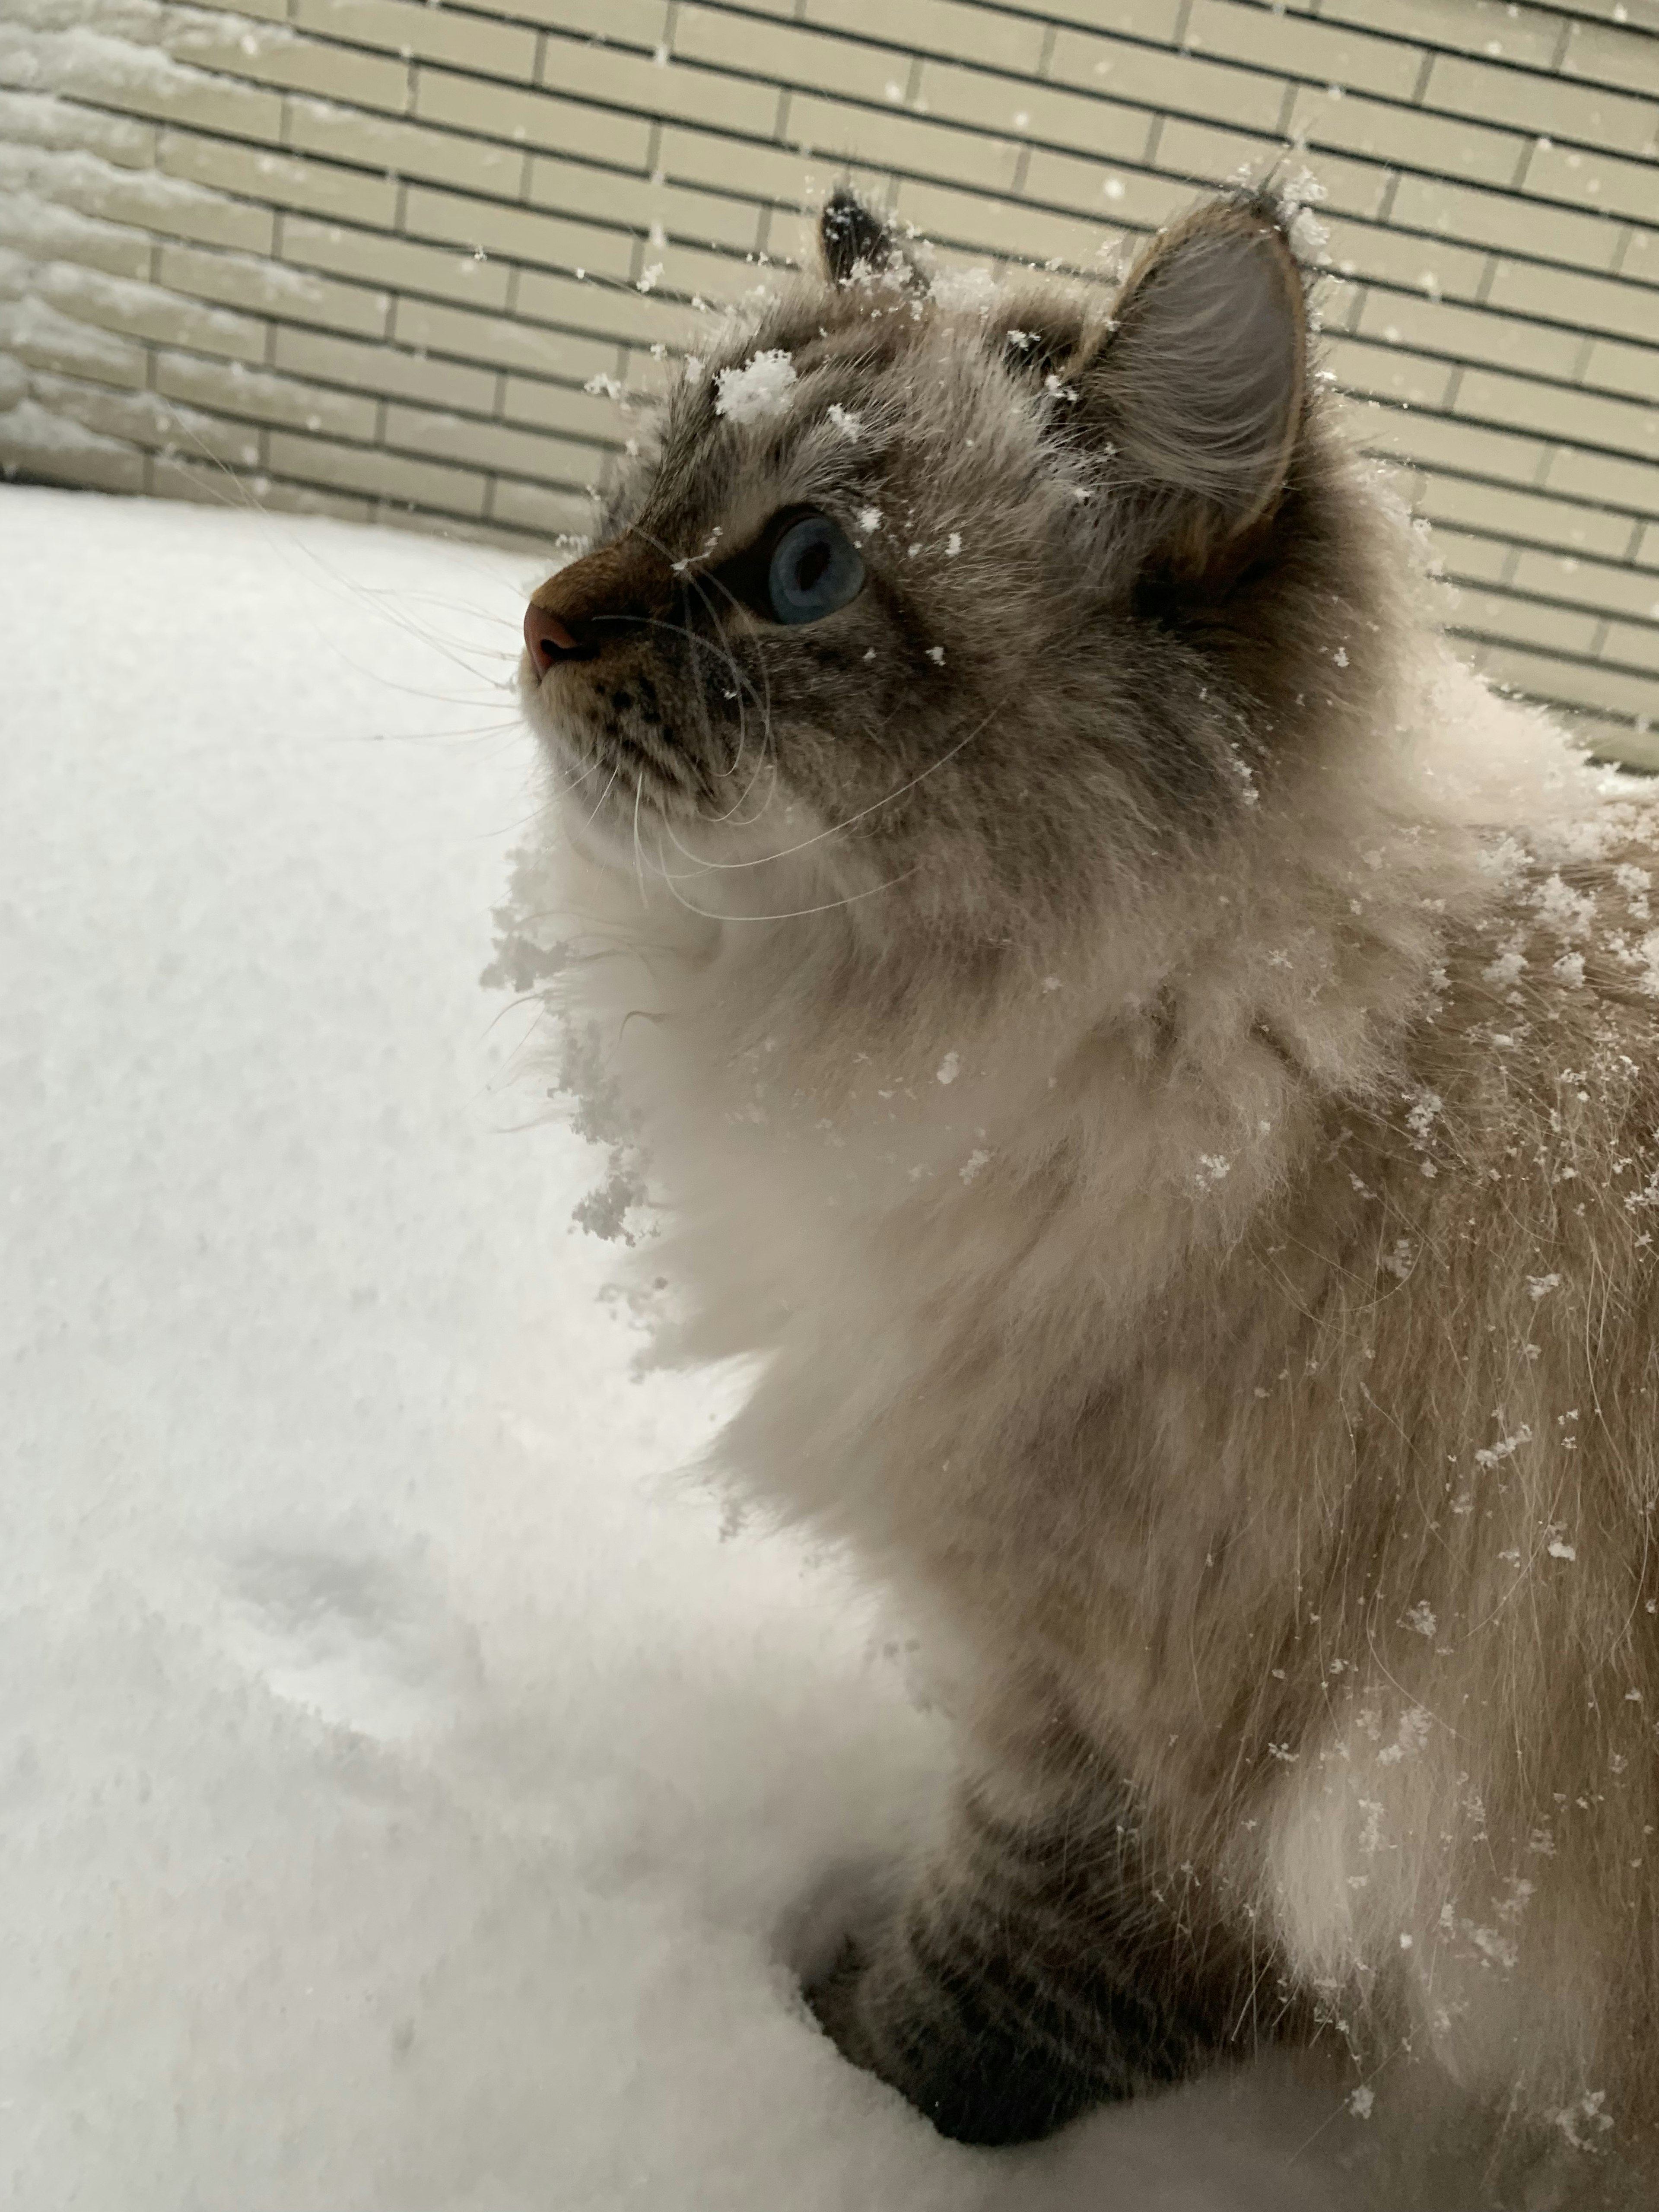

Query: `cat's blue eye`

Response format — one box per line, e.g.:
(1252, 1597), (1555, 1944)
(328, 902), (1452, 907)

(765, 511), (865, 626)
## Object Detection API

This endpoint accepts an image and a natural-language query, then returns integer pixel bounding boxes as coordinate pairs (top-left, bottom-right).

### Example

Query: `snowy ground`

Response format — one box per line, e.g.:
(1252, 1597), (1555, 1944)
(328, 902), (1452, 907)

(1, 483), (1375, 2209)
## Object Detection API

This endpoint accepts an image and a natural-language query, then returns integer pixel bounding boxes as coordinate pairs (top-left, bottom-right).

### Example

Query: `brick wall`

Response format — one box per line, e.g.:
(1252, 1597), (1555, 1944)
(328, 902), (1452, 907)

(1, 0), (1655, 761)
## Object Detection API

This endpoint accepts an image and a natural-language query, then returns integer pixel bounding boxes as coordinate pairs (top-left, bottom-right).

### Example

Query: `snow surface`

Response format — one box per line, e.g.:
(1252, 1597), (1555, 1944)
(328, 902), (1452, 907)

(1, 484), (1364, 2209)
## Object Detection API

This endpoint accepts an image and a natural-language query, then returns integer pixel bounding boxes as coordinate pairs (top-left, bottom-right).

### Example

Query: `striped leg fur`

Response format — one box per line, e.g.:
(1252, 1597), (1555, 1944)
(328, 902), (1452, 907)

(806, 1777), (1272, 2146)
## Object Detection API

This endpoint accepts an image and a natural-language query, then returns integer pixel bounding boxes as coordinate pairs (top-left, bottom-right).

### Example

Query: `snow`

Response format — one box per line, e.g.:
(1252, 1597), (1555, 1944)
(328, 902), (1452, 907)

(0, 484), (1363, 2209)
(713, 348), (797, 425)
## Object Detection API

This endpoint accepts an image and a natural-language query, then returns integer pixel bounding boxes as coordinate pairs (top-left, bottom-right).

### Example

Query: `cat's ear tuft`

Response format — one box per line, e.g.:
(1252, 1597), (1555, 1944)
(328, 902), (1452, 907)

(819, 186), (911, 287)
(1084, 195), (1308, 579)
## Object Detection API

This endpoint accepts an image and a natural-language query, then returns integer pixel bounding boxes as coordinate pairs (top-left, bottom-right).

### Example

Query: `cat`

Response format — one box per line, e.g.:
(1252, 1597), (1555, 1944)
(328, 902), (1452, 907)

(509, 181), (1659, 2188)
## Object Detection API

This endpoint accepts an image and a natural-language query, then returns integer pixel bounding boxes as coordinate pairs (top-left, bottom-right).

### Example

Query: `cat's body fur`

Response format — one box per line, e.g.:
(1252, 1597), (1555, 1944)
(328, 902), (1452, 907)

(513, 188), (1659, 2182)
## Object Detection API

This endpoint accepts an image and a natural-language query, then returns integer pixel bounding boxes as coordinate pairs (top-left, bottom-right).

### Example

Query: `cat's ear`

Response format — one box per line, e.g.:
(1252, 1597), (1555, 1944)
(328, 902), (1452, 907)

(818, 185), (921, 288)
(1082, 196), (1307, 581)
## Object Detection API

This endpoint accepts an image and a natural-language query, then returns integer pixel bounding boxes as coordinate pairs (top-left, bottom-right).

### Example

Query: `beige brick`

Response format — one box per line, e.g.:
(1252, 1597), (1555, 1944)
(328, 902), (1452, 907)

(0, 191), (153, 283)
(384, 400), (606, 481)
(489, 475), (599, 539)
(6, 359), (49, 421)
(918, 62), (1152, 164)
(122, 177), (275, 261)
(639, 238), (761, 303)
(1317, 280), (1363, 337)
(1481, 642), (1654, 721)
(46, 262), (267, 364)
(0, 293), (150, 391)
(1426, 53), (1659, 159)
(1429, 527), (1515, 586)
(1563, 17), (1659, 100)
(293, 0), (537, 83)
(526, 156), (761, 256)
(282, 212), (510, 311)
(618, 348), (681, 399)
(160, 238), (389, 341)
(1325, 336), (1454, 410)
(50, 43), (284, 146)
(0, 89), (156, 169)
(403, 182), (630, 280)
(1142, 122), (1386, 226)
(515, 264), (691, 347)
(1543, 443), (1659, 520)
(26, 370), (265, 471)
(1184, 0), (1423, 102)
(1356, 289), (1584, 382)
(1014, 0), (1182, 37)
(1287, 83), (1526, 190)
(267, 426), (488, 515)
(1585, 337), (1659, 407)
(1513, 547), (1659, 623)
(890, 175), (1106, 269)
(524, 0), (671, 41)
(660, 124), (823, 211)
(1324, 216), (1487, 303)
(0, 415), (146, 496)
(1487, 257), (1659, 347)
(1618, 225), (1659, 291)
(1444, 582), (1602, 656)
(675, 8), (909, 105)
(502, 373), (643, 444)
(806, 0), (1043, 72)
(1048, 31), (1284, 135)
(1523, 140), (1656, 227)
(173, 452), (372, 524)
(1459, 366), (1659, 465)
(1022, 148), (1185, 233)
(414, 69), (648, 173)
(391, 292), (621, 384)
(273, 321), (499, 411)
(159, 130), (399, 230)
(291, 97), (531, 200)
(155, 348), (380, 442)
(1319, 0), (1559, 71)
(785, 91), (1020, 197)
(540, 27), (781, 137)
(145, 448), (276, 510)
(1354, 403), (1548, 491)
(366, 502), (537, 552)
(1389, 172), (1621, 273)
(1640, 522), (1659, 571)
(1605, 619), (1659, 675)
(165, 16), (412, 118)
(1417, 472), (1633, 562)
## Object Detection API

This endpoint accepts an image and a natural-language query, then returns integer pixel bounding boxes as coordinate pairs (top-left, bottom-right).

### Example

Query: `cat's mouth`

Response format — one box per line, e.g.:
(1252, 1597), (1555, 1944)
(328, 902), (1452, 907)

(522, 662), (707, 824)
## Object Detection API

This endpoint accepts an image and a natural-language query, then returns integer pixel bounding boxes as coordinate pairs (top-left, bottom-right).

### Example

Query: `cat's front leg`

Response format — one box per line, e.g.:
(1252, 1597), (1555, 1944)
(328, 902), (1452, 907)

(803, 1776), (1260, 2146)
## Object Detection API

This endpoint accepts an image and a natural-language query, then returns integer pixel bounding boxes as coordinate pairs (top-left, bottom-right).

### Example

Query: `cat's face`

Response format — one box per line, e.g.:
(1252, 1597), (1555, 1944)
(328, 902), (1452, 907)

(521, 189), (1330, 949)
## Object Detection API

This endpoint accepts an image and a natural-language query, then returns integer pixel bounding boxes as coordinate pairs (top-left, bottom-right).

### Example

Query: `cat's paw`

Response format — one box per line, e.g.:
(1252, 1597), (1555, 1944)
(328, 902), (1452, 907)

(801, 1931), (875, 2062)
(779, 1858), (896, 2069)
(780, 1856), (896, 1986)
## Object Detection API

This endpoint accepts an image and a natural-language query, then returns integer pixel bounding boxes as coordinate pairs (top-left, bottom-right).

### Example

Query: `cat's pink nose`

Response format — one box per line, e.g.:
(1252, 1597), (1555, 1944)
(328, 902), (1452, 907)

(524, 600), (582, 673)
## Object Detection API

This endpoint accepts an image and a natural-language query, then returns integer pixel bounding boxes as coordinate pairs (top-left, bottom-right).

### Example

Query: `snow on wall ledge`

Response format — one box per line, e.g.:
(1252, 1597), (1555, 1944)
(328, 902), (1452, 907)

(0, 0), (1656, 762)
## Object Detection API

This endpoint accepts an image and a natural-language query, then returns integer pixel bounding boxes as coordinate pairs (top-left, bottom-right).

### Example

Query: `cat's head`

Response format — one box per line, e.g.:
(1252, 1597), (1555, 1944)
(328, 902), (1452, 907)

(521, 185), (1386, 958)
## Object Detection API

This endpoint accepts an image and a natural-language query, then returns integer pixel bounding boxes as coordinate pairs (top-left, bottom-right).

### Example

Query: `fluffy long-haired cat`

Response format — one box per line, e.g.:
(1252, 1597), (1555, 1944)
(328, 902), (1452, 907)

(508, 182), (1659, 2190)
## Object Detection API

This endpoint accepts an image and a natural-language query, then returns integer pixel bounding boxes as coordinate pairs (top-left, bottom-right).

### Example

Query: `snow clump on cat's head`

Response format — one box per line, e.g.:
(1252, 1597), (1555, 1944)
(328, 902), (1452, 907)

(521, 184), (1401, 962)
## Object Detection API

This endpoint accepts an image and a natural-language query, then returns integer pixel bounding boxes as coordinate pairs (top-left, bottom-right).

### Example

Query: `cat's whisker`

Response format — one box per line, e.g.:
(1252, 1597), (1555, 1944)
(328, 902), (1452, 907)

(655, 704), (1002, 878)
(616, 527), (779, 796)
(612, 518), (779, 799)
(645, 825), (925, 925)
